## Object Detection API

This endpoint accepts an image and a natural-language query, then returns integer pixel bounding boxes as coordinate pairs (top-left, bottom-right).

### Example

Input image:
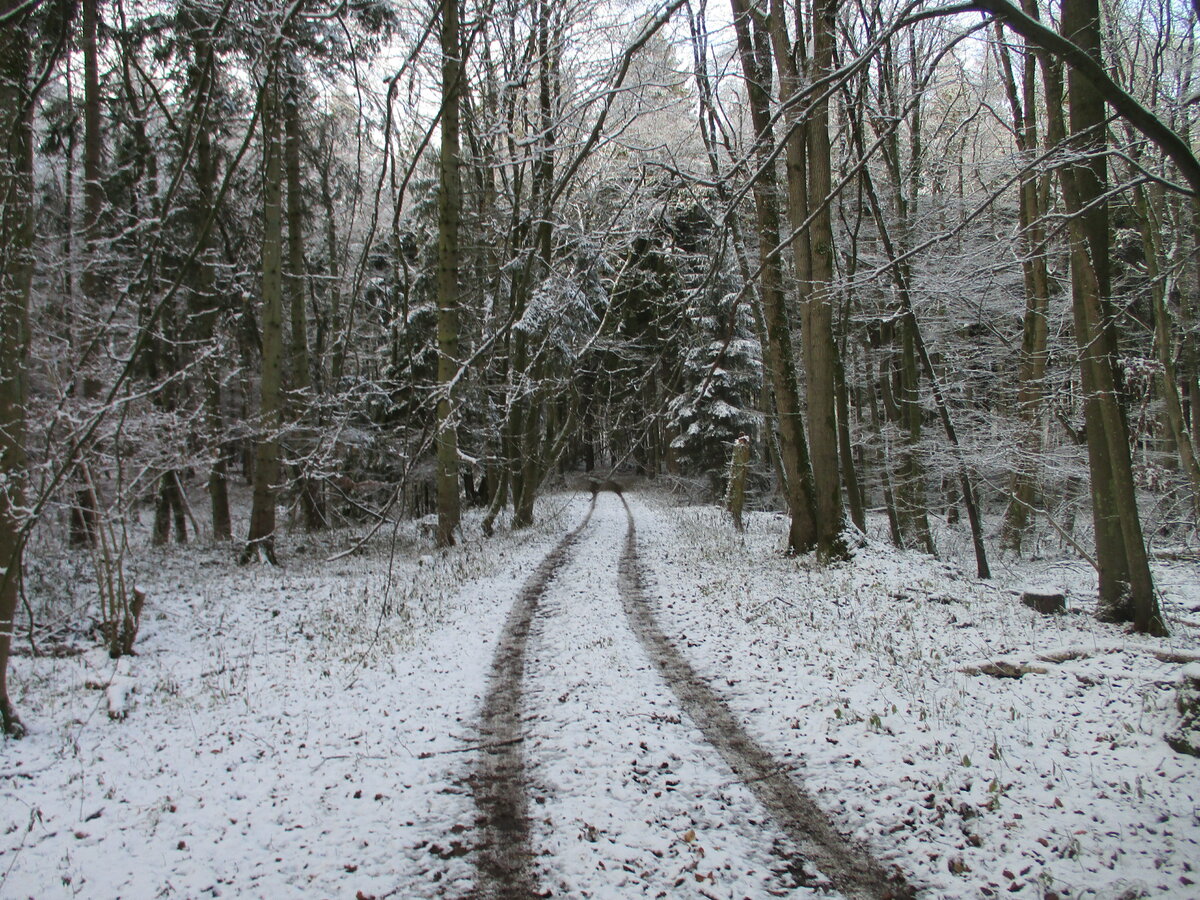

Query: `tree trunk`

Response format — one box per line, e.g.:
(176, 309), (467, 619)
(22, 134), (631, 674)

(187, 29), (232, 541)
(70, 0), (104, 550)
(869, 38), (936, 557)
(284, 68), (326, 532)
(1057, 0), (1164, 633)
(435, 0), (462, 547)
(0, 0), (33, 737)
(1188, 204), (1200, 450)
(730, 0), (818, 554)
(764, 0), (845, 558)
(804, 0), (847, 557)
(242, 70), (285, 565)
(995, 20), (1053, 552)
(726, 435), (751, 532)
(853, 135), (990, 575)
(1130, 182), (1200, 512)
(835, 338), (867, 532)
(153, 472), (187, 546)
(510, 0), (558, 531)
(898, 315), (936, 556)
(869, 357), (904, 548)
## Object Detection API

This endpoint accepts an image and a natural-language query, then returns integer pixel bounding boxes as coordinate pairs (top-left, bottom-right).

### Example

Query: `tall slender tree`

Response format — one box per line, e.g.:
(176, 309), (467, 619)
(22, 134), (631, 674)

(242, 60), (285, 565)
(1056, 0), (1163, 632)
(284, 56), (327, 532)
(435, 0), (462, 546)
(729, 0), (818, 554)
(0, 0), (35, 737)
(995, 16), (1054, 552)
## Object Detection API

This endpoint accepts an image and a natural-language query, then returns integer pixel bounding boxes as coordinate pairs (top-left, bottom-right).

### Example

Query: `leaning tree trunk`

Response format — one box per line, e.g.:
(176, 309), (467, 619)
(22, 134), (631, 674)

(0, 0), (33, 737)
(242, 69), (285, 565)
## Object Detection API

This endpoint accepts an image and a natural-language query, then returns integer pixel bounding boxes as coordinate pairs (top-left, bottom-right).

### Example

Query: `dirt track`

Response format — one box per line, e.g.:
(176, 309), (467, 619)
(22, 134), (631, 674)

(615, 496), (909, 899)
(467, 497), (596, 898)
(466, 492), (910, 899)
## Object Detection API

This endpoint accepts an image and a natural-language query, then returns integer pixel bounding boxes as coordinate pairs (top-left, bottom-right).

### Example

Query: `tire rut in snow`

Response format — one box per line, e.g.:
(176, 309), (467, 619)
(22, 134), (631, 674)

(467, 498), (596, 899)
(615, 497), (912, 900)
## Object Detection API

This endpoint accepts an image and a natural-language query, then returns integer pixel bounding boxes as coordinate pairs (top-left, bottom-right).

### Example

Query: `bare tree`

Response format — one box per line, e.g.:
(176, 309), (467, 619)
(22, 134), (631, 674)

(436, 0), (463, 546)
(243, 55), (285, 565)
(0, 0), (35, 737)
(729, 0), (819, 554)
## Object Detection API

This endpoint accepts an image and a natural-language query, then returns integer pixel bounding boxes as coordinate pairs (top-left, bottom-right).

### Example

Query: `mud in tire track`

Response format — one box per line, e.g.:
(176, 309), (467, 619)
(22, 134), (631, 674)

(613, 496), (910, 900)
(467, 497), (596, 899)
(467, 493), (911, 899)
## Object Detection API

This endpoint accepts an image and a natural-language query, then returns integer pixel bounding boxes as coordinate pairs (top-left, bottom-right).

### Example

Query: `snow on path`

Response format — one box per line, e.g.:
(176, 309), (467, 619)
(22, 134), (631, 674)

(518, 492), (820, 899)
(4, 487), (1198, 899)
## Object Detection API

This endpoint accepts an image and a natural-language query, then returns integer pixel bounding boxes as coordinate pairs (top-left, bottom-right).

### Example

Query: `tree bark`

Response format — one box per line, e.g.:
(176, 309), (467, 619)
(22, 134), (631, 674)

(1057, 0), (1165, 633)
(435, 0), (462, 546)
(284, 66), (326, 532)
(730, 0), (818, 554)
(0, 0), (33, 737)
(242, 69), (285, 565)
(726, 435), (751, 532)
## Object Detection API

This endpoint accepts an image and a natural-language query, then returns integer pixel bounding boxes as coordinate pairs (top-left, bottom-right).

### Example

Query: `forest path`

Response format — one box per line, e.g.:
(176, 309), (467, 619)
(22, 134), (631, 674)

(465, 491), (908, 899)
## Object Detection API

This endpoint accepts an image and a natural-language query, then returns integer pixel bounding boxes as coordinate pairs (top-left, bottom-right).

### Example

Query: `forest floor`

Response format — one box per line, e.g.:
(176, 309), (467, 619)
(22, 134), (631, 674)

(2, 486), (1199, 899)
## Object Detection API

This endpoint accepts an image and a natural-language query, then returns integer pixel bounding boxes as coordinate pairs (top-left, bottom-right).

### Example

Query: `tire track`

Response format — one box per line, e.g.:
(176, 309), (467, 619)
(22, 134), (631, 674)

(467, 497), (595, 899)
(615, 495), (913, 900)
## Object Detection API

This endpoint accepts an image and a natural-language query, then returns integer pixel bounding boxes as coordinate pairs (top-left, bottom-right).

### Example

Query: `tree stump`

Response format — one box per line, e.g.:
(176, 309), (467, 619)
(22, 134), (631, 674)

(1021, 590), (1066, 615)
(1166, 663), (1200, 757)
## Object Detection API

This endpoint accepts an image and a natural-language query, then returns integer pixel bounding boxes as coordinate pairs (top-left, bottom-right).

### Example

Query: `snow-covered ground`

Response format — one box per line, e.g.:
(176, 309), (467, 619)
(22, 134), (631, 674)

(2, 487), (1198, 898)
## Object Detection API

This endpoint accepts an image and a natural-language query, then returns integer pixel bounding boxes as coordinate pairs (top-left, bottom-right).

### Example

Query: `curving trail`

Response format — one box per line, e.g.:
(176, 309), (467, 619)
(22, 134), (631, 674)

(465, 491), (910, 899)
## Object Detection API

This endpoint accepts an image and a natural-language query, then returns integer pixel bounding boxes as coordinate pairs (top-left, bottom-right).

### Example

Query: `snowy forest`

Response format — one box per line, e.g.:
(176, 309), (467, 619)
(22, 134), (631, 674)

(2, 0), (1200, 896)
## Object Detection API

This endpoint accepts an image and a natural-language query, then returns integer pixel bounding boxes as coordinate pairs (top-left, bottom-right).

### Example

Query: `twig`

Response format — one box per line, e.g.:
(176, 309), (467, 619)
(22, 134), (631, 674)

(994, 480), (1099, 571)
(19, 570), (37, 658)
(0, 807), (41, 895)
(417, 736), (524, 759)
(746, 595), (797, 619)
(309, 753), (387, 773)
